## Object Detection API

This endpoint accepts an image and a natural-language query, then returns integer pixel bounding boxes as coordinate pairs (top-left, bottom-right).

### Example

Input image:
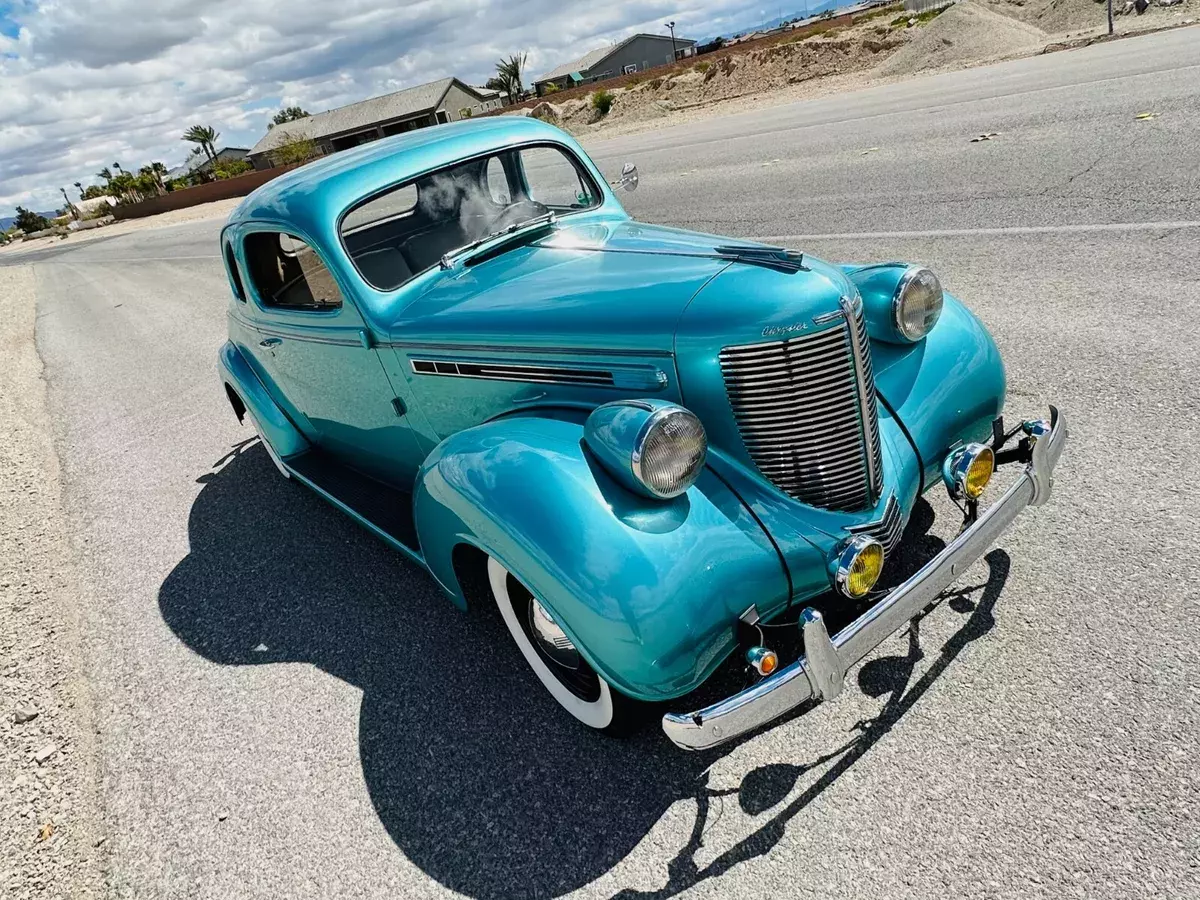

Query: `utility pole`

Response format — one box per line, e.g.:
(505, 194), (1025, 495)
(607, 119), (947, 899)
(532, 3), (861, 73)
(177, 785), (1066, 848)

(665, 20), (678, 61)
(1107, 0), (1113, 35)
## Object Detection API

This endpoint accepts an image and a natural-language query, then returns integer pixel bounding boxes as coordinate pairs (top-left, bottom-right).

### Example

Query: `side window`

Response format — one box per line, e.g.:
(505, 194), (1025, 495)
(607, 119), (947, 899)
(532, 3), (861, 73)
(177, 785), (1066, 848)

(224, 242), (245, 302)
(244, 231), (343, 311)
(518, 147), (596, 210)
(341, 183), (418, 234)
(486, 156), (511, 205)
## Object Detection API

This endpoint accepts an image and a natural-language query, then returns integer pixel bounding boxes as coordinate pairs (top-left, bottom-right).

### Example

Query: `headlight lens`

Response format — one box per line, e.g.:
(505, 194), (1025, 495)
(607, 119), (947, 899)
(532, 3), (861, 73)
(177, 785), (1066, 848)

(943, 443), (995, 500)
(633, 407), (708, 499)
(829, 535), (885, 599)
(892, 266), (944, 342)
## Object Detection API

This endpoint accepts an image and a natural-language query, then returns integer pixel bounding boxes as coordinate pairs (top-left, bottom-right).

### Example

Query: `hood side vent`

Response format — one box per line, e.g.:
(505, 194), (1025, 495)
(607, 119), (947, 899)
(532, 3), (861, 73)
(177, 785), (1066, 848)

(411, 358), (615, 387)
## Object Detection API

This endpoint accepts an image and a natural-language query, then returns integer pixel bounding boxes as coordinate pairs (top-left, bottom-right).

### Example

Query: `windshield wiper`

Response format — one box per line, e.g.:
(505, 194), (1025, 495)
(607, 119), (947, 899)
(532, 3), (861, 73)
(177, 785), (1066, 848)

(440, 212), (558, 270)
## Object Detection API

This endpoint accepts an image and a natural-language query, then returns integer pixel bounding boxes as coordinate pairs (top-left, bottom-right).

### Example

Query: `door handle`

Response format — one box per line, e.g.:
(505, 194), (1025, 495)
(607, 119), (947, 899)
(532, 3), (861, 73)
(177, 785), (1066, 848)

(259, 337), (282, 348)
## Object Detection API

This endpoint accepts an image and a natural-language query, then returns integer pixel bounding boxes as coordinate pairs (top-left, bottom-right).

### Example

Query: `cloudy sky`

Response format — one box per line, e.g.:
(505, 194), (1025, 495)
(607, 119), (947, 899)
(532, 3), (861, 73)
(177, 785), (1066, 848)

(0, 0), (784, 215)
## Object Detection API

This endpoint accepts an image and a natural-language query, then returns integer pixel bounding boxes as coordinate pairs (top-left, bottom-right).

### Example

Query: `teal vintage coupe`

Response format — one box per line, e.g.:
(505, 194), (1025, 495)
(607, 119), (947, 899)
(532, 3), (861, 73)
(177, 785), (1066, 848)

(217, 116), (1066, 748)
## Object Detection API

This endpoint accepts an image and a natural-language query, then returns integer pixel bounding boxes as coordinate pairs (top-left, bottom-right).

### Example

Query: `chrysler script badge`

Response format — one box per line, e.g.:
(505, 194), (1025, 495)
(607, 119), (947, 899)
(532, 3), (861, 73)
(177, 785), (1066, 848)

(761, 322), (810, 337)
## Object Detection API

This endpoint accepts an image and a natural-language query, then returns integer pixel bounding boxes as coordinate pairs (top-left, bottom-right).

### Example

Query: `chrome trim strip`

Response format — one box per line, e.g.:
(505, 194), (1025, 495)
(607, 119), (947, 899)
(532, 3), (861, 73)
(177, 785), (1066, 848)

(386, 341), (672, 359)
(662, 407), (1067, 750)
(410, 358), (616, 387)
(254, 326), (363, 347)
(840, 294), (880, 506)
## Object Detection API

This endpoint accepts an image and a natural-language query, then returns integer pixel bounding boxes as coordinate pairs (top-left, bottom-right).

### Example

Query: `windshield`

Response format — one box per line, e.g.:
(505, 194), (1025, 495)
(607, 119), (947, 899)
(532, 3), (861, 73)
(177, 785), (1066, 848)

(341, 143), (602, 291)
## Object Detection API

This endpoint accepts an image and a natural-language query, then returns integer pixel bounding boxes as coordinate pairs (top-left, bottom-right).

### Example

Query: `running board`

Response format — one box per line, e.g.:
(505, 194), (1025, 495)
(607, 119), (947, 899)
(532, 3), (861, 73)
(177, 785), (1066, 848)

(284, 449), (421, 558)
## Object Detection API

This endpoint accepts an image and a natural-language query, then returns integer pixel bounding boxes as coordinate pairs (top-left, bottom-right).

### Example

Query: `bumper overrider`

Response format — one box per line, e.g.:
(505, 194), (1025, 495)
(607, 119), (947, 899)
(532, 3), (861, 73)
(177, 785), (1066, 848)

(662, 406), (1068, 750)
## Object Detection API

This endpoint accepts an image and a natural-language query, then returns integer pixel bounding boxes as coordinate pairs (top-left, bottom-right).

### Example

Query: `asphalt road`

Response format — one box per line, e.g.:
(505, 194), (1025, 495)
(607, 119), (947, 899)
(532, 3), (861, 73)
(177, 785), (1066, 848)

(8, 26), (1200, 899)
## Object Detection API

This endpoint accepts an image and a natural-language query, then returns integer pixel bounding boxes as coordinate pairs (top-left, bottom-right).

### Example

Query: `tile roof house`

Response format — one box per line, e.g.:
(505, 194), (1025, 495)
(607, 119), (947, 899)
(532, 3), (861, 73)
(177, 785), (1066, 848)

(247, 77), (502, 169)
(533, 33), (697, 94)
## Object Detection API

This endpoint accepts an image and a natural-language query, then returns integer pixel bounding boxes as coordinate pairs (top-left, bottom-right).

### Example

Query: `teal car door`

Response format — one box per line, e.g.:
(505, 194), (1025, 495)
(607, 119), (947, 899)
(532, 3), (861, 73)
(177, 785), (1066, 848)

(240, 228), (423, 485)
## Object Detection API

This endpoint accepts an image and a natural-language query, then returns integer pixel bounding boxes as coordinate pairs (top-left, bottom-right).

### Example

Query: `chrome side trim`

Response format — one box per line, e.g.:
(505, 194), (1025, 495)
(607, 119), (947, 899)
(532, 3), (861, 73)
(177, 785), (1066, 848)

(662, 406), (1067, 751)
(410, 358), (616, 387)
(385, 341), (673, 359)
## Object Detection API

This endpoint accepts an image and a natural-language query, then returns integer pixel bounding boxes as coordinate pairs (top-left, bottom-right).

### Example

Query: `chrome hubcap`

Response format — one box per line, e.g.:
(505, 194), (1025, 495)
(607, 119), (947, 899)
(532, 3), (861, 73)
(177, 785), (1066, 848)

(527, 597), (580, 670)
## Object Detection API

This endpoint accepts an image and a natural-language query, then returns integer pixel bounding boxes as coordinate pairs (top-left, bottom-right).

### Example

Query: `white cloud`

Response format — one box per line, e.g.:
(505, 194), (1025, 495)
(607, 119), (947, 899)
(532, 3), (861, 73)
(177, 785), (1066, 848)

(1, 0), (767, 213)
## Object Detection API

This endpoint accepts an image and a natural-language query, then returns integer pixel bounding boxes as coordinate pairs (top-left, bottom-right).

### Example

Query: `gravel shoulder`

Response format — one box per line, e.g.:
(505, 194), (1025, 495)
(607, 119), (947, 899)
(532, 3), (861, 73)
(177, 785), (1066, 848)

(0, 266), (104, 899)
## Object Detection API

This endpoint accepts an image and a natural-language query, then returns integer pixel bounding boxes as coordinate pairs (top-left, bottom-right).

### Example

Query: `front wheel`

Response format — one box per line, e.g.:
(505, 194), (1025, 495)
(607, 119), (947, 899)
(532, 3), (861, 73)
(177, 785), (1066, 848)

(487, 557), (639, 734)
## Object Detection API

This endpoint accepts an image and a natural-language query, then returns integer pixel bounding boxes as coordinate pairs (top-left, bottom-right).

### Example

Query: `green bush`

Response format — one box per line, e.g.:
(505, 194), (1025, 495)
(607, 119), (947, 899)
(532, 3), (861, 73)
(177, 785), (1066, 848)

(592, 89), (614, 116)
(211, 158), (253, 180)
(543, 82), (559, 94)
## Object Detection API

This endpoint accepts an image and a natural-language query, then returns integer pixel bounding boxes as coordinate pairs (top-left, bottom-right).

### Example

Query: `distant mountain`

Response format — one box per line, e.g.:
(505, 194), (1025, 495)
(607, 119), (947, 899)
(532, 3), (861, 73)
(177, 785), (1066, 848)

(0, 210), (60, 231)
(701, 0), (858, 42)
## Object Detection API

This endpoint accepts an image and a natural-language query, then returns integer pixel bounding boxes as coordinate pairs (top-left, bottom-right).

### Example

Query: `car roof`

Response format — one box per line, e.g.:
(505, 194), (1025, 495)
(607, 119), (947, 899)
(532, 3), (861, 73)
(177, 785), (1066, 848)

(226, 117), (591, 236)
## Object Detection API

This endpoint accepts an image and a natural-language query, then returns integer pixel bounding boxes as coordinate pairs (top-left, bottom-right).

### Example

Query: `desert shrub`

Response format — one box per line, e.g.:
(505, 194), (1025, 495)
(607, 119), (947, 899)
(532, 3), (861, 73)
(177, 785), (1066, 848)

(591, 89), (614, 116)
(695, 61), (710, 73)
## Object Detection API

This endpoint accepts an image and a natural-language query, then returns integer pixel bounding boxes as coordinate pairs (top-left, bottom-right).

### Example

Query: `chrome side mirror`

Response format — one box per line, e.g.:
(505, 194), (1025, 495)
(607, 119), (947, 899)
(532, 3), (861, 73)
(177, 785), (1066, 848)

(610, 162), (638, 192)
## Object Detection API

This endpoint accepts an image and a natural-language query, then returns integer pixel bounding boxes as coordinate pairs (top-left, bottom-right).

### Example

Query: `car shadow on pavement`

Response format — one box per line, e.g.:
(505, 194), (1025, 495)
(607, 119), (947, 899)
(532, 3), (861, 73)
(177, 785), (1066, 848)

(160, 439), (1009, 899)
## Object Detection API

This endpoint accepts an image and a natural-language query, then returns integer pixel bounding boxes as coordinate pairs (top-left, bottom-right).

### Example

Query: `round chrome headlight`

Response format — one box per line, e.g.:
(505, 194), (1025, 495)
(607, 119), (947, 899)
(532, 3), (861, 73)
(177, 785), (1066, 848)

(584, 400), (707, 500)
(632, 406), (708, 499)
(892, 266), (944, 342)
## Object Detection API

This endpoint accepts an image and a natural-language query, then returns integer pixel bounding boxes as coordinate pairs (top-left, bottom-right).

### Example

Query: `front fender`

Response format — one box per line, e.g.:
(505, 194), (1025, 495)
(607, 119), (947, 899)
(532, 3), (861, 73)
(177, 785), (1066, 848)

(872, 295), (1006, 487)
(412, 416), (788, 701)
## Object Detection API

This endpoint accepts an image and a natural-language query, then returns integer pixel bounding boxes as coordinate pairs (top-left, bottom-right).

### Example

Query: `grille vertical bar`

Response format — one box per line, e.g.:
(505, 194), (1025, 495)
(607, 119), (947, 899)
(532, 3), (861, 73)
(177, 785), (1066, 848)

(719, 301), (884, 512)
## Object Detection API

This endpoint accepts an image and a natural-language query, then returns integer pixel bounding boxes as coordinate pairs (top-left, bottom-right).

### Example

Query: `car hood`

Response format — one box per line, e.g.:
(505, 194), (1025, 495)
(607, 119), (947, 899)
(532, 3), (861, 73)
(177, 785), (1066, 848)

(384, 213), (857, 384)
(385, 218), (739, 353)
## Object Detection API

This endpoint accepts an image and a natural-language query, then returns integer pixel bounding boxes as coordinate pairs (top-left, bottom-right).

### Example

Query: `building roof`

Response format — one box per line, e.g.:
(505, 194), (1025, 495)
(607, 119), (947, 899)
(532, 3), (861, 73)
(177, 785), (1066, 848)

(534, 33), (696, 83)
(249, 77), (484, 156)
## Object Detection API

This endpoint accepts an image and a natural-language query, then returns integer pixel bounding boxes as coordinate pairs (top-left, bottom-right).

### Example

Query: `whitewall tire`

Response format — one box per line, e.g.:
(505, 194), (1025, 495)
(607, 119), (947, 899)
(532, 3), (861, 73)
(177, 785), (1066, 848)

(487, 556), (626, 731)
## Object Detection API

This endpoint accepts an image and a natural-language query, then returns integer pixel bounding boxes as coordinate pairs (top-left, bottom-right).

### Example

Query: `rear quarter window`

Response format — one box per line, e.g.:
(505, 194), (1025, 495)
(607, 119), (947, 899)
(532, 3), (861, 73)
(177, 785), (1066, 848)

(224, 242), (246, 301)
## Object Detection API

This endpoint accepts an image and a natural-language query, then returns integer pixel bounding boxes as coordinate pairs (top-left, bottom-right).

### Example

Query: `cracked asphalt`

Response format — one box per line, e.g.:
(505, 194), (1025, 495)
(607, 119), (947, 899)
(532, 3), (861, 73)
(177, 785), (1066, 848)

(4, 25), (1199, 900)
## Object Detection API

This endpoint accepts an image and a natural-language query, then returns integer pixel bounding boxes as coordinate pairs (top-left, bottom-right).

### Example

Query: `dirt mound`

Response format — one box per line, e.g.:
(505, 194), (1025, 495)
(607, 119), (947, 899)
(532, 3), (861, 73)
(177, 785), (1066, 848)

(876, 1), (1048, 77)
(573, 31), (906, 131)
(980, 0), (1110, 35)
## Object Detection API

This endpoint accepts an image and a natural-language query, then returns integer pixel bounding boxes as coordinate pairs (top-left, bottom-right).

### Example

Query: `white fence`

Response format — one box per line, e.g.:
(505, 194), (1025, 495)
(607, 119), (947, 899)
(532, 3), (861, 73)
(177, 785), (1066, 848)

(904, 0), (955, 12)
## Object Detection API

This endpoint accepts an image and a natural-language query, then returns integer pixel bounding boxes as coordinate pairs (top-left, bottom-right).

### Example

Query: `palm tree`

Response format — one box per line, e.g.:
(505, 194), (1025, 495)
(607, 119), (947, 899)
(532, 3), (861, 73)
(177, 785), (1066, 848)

(74, 181), (84, 199)
(494, 52), (528, 105)
(139, 163), (167, 196)
(182, 124), (220, 163)
(96, 167), (113, 185)
(112, 162), (124, 176)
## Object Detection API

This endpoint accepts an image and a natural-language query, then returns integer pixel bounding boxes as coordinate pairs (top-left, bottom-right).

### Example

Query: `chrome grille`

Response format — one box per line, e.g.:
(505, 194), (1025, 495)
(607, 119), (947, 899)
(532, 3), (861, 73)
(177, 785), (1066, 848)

(847, 495), (903, 553)
(719, 301), (884, 511)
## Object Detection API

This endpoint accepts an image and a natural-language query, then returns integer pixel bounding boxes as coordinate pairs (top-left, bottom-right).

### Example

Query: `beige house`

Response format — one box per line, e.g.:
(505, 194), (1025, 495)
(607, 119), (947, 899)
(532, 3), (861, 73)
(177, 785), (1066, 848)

(248, 78), (502, 170)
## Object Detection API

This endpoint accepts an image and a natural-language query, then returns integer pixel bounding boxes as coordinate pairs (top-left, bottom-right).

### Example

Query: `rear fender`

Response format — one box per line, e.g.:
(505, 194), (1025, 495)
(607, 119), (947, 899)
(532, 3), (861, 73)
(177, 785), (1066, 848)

(412, 415), (788, 701)
(217, 340), (310, 466)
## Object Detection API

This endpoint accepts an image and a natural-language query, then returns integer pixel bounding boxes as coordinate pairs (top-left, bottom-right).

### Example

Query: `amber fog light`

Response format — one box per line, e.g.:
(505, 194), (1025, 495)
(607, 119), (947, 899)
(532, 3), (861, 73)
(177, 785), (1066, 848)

(828, 535), (884, 600)
(943, 443), (995, 500)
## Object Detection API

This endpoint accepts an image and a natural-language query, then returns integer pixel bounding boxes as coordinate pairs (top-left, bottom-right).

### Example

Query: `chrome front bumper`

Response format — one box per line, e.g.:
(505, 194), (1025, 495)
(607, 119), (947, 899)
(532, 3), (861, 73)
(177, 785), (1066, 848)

(662, 407), (1068, 751)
